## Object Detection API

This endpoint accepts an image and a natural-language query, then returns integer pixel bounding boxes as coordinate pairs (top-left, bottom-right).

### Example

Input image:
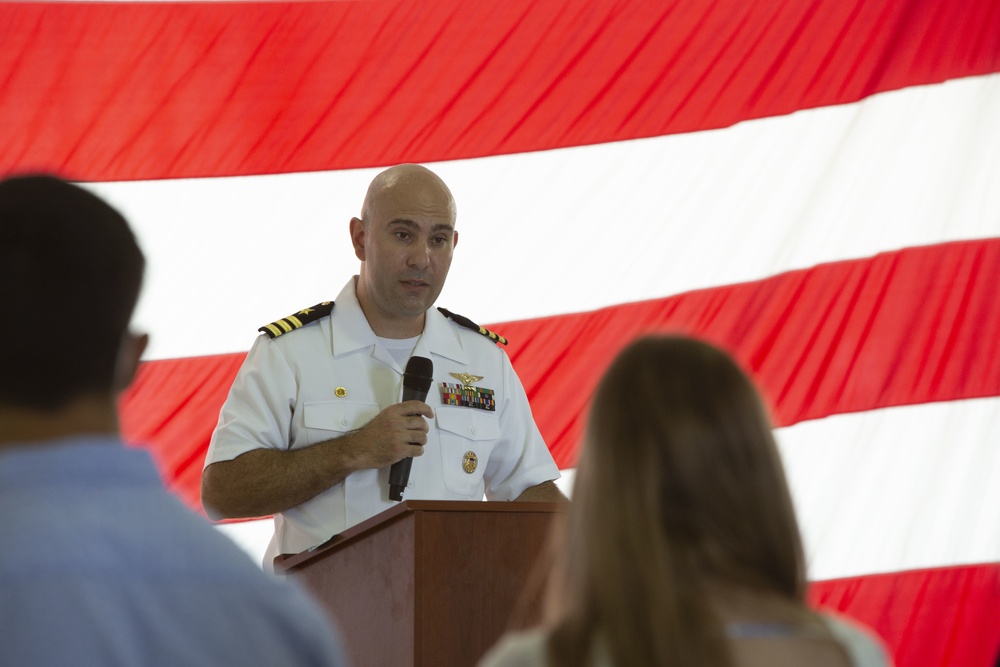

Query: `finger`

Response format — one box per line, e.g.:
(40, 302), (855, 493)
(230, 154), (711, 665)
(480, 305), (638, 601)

(398, 400), (434, 418)
(406, 431), (428, 446)
(404, 442), (426, 457)
(407, 416), (430, 431)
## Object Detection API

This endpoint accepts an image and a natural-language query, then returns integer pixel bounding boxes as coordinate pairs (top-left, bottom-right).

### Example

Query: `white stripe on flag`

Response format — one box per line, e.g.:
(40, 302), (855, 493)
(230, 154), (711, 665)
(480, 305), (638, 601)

(778, 396), (1000, 581)
(218, 472), (582, 570)
(85, 72), (1000, 361)
(216, 396), (1000, 579)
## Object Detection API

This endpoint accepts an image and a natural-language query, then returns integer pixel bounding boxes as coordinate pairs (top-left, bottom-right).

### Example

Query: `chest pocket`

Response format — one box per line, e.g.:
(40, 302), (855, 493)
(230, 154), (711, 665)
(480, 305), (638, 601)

(300, 401), (380, 447)
(435, 406), (500, 496)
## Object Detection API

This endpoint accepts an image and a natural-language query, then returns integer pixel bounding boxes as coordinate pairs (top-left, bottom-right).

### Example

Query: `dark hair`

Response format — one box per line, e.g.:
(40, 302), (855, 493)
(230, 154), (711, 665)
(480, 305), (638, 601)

(546, 336), (807, 666)
(0, 175), (144, 409)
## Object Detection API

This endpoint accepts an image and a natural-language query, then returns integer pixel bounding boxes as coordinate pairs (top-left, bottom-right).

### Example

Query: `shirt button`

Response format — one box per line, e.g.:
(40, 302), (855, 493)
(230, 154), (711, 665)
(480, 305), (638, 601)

(341, 418), (348, 426)
(471, 427), (478, 436)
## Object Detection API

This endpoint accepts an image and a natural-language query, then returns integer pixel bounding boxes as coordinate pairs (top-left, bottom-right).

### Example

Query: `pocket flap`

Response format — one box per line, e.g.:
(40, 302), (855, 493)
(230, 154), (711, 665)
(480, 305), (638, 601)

(435, 406), (501, 441)
(303, 401), (379, 432)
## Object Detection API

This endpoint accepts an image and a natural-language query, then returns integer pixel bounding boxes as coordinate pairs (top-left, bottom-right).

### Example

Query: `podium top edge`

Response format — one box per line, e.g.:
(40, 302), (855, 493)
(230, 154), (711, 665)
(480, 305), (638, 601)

(273, 500), (566, 572)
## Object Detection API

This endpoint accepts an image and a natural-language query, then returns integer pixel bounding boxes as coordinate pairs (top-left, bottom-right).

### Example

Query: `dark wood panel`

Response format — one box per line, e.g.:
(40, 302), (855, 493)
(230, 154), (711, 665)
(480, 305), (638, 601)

(277, 501), (563, 667)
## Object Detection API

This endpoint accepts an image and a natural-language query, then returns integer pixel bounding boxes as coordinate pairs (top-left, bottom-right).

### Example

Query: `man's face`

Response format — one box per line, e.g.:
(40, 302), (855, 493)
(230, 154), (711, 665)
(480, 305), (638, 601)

(351, 176), (457, 336)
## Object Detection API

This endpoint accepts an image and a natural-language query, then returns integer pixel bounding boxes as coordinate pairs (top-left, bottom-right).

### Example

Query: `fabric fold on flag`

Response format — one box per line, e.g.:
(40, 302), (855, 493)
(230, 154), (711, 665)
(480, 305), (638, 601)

(4, 1), (999, 664)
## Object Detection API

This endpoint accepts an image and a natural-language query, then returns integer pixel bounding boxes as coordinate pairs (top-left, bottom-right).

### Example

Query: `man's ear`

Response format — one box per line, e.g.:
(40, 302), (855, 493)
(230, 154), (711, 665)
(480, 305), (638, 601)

(114, 332), (149, 394)
(349, 217), (366, 261)
(453, 230), (459, 249)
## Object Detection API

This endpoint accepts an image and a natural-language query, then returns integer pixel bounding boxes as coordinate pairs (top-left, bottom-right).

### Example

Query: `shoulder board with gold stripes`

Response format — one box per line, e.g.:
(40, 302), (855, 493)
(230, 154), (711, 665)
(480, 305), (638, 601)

(259, 302), (335, 339)
(437, 307), (508, 346)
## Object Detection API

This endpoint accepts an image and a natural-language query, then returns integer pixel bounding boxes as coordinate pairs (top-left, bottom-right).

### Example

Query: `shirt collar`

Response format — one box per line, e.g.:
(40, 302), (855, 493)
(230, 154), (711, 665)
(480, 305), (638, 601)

(329, 277), (377, 357)
(330, 277), (468, 366)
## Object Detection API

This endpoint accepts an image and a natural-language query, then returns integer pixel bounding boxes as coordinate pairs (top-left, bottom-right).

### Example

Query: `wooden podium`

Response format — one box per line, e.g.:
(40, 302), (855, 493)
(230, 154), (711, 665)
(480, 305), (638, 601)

(274, 501), (563, 667)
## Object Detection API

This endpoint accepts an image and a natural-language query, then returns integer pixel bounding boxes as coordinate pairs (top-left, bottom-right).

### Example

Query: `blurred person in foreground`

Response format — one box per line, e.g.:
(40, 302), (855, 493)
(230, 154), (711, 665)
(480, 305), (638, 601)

(0, 175), (348, 667)
(480, 336), (892, 667)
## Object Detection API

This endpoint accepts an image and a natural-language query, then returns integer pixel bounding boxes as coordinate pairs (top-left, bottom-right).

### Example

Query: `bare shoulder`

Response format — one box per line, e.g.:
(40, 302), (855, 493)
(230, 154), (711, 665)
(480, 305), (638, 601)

(820, 613), (893, 667)
(477, 630), (548, 667)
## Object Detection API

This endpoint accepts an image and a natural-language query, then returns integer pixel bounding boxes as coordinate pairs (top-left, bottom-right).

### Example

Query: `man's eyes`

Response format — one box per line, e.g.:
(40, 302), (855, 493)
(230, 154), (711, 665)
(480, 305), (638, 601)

(392, 232), (449, 246)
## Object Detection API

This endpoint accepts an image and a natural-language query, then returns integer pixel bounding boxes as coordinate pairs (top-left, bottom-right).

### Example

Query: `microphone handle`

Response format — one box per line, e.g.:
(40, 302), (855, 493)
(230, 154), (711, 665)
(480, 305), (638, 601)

(388, 385), (430, 501)
(388, 458), (413, 501)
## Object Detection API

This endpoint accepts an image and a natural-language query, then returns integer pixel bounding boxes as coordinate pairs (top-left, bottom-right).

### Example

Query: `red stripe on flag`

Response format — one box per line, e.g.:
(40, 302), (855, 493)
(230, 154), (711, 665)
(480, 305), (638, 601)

(809, 562), (1000, 667)
(120, 353), (246, 498)
(2, 0), (998, 181)
(119, 238), (1000, 510)
(506, 238), (1000, 466)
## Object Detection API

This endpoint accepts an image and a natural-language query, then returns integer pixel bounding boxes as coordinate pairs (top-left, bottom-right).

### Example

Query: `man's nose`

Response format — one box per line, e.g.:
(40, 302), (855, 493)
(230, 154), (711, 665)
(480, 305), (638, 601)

(406, 243), (431, 269)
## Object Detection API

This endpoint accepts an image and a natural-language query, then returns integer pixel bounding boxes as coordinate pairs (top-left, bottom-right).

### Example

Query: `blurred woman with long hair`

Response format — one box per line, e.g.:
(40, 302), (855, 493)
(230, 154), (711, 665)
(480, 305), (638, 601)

(480, 336), (890, 667)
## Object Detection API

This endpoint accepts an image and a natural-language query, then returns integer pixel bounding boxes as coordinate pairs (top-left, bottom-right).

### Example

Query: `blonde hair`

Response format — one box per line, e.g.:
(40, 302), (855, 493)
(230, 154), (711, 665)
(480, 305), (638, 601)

(545, 336), (807, 666)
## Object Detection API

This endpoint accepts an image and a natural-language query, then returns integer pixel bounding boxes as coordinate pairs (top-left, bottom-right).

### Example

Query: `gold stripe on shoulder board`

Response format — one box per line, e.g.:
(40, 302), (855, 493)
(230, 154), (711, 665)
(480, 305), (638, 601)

(258, 301), (335, 339)
(437, 307), (509, 346)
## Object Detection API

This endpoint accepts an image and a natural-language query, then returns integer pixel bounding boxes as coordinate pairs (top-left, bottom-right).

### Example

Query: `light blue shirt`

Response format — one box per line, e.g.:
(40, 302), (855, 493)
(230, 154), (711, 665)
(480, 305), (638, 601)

(0, 436), (348, 666)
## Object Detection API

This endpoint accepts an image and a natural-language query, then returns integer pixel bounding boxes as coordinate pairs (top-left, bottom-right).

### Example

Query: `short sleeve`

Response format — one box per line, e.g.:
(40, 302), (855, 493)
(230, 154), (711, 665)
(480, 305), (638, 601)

(481, 351), (560, 500)
(204, 334), (299, 467)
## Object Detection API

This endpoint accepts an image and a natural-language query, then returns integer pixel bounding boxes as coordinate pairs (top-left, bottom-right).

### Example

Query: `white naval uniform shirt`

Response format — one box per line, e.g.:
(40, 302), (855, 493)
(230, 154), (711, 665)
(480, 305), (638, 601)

(205, 278), (560, 566)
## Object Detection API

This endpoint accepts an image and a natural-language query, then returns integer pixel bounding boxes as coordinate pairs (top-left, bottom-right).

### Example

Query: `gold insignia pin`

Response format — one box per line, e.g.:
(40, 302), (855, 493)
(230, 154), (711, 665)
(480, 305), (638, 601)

(450, 372), (484, 389)
(335, 387), (347, 398)
(462, 451), (479, 474)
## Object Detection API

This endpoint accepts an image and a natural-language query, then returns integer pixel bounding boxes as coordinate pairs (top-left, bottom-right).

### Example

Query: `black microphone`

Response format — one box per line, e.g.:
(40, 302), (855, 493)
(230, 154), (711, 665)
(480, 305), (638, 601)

(389, 355), (434, 501)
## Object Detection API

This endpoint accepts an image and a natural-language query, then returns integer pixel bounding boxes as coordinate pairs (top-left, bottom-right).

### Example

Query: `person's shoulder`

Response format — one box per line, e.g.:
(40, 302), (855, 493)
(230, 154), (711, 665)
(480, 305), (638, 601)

(819, 612), (893, 667)
(477, 629), (548, 667)
(437, 306), (509, 347)
(257, 301), (335, 340)
(151, 512), (349, 664)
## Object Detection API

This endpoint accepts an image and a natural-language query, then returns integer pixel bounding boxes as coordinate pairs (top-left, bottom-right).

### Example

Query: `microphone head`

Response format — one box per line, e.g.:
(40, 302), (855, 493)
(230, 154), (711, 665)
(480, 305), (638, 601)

(402, 356), (434, 392)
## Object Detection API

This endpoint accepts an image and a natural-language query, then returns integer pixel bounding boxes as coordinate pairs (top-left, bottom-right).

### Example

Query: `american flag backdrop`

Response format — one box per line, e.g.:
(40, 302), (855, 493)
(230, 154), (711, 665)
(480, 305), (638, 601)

(2, 1), (999, 664)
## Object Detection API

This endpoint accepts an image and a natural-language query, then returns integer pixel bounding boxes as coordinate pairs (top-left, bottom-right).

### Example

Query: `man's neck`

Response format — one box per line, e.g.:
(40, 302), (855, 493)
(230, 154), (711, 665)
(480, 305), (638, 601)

(366, 311), (426, 339)
(0, 395), (119, 447)
(354, 279), (427, 339)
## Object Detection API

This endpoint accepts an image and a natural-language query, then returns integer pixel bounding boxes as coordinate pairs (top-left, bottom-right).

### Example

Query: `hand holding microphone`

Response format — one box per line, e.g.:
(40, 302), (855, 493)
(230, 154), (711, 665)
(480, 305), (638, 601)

(389, 356), (434, 501)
